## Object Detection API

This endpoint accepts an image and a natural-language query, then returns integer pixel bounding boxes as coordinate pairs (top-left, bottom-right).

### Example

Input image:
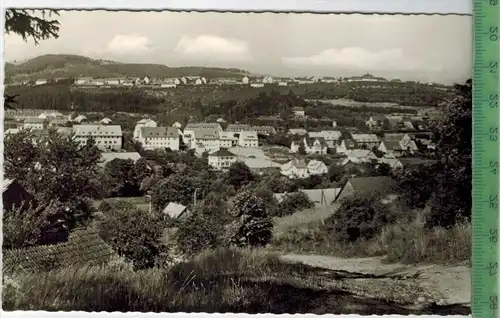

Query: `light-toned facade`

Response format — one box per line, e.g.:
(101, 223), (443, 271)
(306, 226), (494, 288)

(133, 119), (157, 140)
(208, 149), (238, 170)
(73, 124), (123, 151)
(281, 159), (310, 179)
(238, 131), (259, 147)
(307, 160), (328, 176)
(137, 126), (180, 151)
(192, 129), (220, 153)
(219, 131), (237, 148)
(23, 118), (47, 130)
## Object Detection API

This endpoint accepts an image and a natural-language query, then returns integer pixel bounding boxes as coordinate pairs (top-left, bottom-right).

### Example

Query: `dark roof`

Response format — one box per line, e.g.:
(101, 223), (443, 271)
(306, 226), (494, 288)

(347, 176), (398, 196)
(398, 158), (437, 167)
(210, 149), (237, 157)
(382, 140), (402, 150)
(3, 227), (116, 274)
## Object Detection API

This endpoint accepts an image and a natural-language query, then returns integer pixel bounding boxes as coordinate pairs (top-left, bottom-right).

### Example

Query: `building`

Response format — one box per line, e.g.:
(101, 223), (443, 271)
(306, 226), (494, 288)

(172, 122), (182, 129)
(238, 131), (259, 147)
(292, 107), (305, 118)
(3, 179), (35, 213)
(290, 137), (328, 155)
(308, 130), (342, 148)
(184, 122), (223, 132)
(287, 128), (308, 136)
(191, 129), (220, 153)
(163, 202), (190, 219)
(208, 149), (238, 170)
(219, 131), (238, 148)
(75, 77), (93, 85)
(351, 133), (380, 149)
(73, 124), (123, 151)
(251, 125), (276, 135)
(250, 83), (264, 88)
(378, 133), (418, 157)
(23, 118), (47, 130)
(98, 152), (143, 168)
(340, 149), (379, 166)
(100, 118), (112, 125)
(242, 76), (249, 84)
(307, 160), (328, 176)
(299, 188), (341, 206)
(35, 79), (47, 85)
(226, 124), (251, 132)
(133, 119), (157, 139)
(137, 127), (180, 151)
(262, 76), (274, 84)
(366, 115), (387, 129)
(335, 176), (398, 202)
(72, 115), (87, 124)
(281, 159), (310, 179)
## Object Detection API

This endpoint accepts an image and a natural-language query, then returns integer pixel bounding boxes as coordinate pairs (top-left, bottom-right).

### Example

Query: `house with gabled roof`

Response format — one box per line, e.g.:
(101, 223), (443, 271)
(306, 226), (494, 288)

(238, 131), (259, 148)
(308, 130), (342, 147)
(335, 176), (398, 203)
(340, 149), (378, 166)
(290, 137), (328, 155)
(281, 159), (309, 179)
(307, 160), (328, 176)
(163, 202), (190, 219)
(378, 133), (419, 157)
(287, 128), (308, 136)
(73, 124), (123, 151)
(351, 133), (380, 149)
(366, 115), (387, 129)
(226, 124), (252, 132)
(3, 178), (35, 213)
(137, 127), (180, 151)
(336, 138), (359, 154)
(98, 152), (143, 168)
(192, 129), (220, 153)
(292, 107), (305, 118)
(133, 118), (157, 140)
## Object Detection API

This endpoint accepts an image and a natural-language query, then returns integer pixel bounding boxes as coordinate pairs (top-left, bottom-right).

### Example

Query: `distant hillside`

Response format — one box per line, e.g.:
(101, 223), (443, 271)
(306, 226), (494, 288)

(5, 54), (251, 82)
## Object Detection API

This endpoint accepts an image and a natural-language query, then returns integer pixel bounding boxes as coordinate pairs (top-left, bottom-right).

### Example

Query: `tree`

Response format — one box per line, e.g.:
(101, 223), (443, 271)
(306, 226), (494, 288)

(427, 79), (472, 227)
(298, 141), (307, 155)
(96, 204), (165, 270)
(175, 213), (223, 255)
(226, 189), (274, 247)
(102, 159), (141, 197)
(277, 192), (315, 217)
(226, 161), (255, 190)
(327, 165), (344, 183)
(4, 9), (60, 109)
(325, 193), (394, 243)
(375, 163), (392, 176)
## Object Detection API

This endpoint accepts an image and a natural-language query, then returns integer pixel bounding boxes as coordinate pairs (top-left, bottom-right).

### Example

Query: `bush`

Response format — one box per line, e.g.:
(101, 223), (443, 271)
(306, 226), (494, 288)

(98, 200), (112, 213)
(325, 194), (394, 243)
(227, 190), (274, 248)
(175, 213), (223, 255)
(96, 204), (166, 270)
(277, 192), (315, 217)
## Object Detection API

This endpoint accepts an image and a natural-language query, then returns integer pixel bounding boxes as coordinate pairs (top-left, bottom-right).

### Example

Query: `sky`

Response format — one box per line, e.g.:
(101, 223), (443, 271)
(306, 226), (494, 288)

(3, 10), (472, 84)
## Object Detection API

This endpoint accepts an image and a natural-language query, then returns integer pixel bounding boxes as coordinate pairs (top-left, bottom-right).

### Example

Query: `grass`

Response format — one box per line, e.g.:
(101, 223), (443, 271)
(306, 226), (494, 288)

(2, 247), (471, 314)
(93, 196), (150, 212)
(272, 206), (471, 265)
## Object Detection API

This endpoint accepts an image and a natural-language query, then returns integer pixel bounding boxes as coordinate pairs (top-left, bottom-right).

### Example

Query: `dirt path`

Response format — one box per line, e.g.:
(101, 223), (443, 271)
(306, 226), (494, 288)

(281, 254), (471, 307)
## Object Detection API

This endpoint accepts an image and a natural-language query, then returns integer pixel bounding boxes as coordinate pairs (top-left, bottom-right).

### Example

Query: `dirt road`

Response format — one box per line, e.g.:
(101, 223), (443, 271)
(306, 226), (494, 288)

(281, 254), (471, 307)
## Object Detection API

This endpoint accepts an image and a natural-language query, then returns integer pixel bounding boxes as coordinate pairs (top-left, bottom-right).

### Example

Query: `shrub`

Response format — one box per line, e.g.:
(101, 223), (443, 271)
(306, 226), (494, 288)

(97, 200), (112, 213)
(277, 192), (315, 217)
(226, 190), (274, 248)
(96, 204), (165, 270)
(175, 213), (223, 255)
(325, 194), (394, 243)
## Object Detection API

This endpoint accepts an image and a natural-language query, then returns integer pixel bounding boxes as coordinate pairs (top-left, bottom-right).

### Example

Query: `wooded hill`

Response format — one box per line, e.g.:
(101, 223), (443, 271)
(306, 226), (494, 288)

(5, 54), (250, 82)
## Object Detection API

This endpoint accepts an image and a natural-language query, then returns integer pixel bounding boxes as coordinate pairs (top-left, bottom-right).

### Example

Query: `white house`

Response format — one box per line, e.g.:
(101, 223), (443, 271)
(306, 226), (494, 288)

(238, 131), (259, 147)
(378, 137), (419, 157)
(184, 122), (223, 132)
(250, 83), (264, 88)
(262, 76), (274, 84)
(336, 139), (359, 154)
(219, 131), (237, 148)
(307, 160), (328, 176)
(23, 118), (47, 130)
(35, 79), (47, 85)
(192, 129), (220, 153)
(104, 78), (120, 85)
(75, 77), (93, 85)
(281, 159), (310, 179)
(137, 127), (180, 151)
(195, 78), (203, 85)
(72, 124), (123, 151)
(161, 83), (177, 88)
(242, 76), (250, 84)
(278, 82), (288, 87)
(100, 118), (112, 125)
(351, 133), (380, 149)
(290, 137), (328, 154)
(340, 149), (378, 165)
(72, 115), (87, 124)
(208, 149), (238, 170)
(133, 119), (157, 140)
(308, 130), (342, 148)
(226, 124), (251, 132)
(365, 116), (387, 129)
(292, 107), (306, 118)
(143, 76), (150, 84)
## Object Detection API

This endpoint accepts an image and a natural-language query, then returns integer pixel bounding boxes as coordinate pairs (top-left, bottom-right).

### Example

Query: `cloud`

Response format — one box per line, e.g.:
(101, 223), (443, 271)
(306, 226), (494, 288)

(106, 34), (153, 54)
(282, 47), (432, 72)
(174, 35), (253, 62)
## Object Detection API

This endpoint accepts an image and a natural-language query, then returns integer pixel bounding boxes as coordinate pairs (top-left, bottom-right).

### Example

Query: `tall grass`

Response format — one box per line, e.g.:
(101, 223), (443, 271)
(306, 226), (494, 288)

(272, 209), (471, 265)
(3, 248), (323, 313)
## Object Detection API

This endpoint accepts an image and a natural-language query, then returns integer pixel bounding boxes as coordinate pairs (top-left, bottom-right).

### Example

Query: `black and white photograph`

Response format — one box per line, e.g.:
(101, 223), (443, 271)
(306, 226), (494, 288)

(2, 9), (472, 315)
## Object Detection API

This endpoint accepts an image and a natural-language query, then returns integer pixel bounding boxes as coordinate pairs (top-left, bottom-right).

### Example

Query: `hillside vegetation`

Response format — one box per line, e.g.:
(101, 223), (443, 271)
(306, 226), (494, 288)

(5, 54), (250, 82)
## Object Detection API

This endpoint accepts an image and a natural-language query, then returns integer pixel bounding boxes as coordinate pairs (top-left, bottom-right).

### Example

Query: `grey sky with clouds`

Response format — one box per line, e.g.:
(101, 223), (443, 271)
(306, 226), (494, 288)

(4, 11), (471, 84)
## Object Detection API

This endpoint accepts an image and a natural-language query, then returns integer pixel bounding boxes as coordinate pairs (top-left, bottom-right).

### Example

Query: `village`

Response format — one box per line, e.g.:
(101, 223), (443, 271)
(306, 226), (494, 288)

(4, 102), (438, 216)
